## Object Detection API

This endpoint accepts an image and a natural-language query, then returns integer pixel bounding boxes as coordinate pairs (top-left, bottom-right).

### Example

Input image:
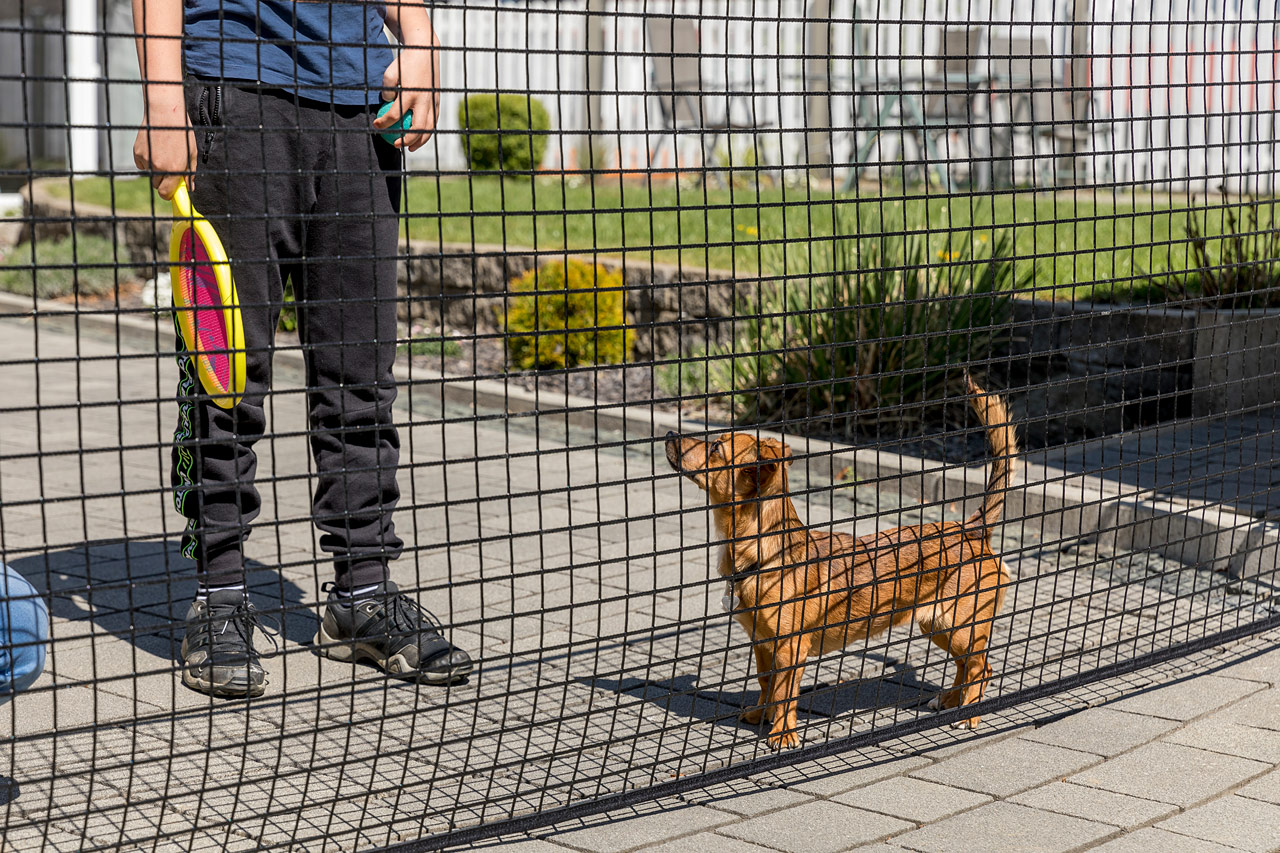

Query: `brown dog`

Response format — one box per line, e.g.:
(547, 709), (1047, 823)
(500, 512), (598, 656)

(664, 377), (1015, 749)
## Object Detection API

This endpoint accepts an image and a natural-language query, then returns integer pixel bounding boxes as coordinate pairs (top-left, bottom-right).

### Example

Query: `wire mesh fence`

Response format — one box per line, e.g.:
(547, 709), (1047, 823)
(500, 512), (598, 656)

(1, 0), (1279, 849)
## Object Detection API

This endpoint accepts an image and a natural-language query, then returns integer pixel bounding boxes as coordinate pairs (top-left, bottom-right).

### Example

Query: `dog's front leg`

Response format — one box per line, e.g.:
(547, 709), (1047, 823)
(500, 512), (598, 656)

(765, 638), (809, 750)
(740, 642), (773, 725)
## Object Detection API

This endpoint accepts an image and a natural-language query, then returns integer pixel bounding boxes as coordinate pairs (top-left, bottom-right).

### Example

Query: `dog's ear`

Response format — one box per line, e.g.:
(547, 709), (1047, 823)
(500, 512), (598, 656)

(753, 439), (794, 494)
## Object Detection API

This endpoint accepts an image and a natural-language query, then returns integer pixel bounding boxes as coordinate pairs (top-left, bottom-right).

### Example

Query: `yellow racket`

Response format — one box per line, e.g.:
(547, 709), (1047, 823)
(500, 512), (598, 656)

(168, 178), (246, 409)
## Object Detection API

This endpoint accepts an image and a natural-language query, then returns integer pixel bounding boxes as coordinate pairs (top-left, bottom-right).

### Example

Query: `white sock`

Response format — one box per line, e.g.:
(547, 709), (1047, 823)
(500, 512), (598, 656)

(195, 582), (246, 602)
(335, 583), (381, 602)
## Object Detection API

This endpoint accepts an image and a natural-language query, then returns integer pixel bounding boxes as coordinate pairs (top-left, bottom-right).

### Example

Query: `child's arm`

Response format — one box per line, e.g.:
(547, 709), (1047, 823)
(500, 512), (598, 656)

(131, 0), (195, 199)
(377, 0), (441, 153)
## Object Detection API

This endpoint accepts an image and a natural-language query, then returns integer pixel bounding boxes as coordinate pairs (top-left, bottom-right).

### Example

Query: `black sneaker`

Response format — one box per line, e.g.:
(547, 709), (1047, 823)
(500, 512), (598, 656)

(314, 581), (473, 684)
(179, 589), (269, 697)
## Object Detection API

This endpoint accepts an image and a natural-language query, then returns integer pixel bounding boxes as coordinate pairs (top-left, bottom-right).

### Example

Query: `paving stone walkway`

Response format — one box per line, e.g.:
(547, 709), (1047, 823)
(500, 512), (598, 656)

(480, 631), (1280, 853)
(1024, 407), (1280, 520)
(0, 315), (1277, 852)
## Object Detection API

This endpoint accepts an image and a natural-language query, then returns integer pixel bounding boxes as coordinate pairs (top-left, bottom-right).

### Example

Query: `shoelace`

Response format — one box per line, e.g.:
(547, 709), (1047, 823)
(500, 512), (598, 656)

(384, 593), (446, 640)
(208, 601), (281, 658)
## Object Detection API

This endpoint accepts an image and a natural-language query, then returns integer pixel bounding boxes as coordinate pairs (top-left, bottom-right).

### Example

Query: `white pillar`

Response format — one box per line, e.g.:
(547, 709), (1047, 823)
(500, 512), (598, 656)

(579, 0), (606, 176)
(66, 0), (102, 175)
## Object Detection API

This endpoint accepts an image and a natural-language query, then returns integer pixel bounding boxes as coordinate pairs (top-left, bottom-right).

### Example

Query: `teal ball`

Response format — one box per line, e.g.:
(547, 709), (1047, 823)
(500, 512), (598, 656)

(377, 102), (413, 145)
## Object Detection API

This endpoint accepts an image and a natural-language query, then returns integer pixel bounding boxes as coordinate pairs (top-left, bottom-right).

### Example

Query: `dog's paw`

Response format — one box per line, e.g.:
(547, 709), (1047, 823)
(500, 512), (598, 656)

(930, 690), (961, 712)
(740, 707), (764, 725)
(951, 717), (980, 730)
(768, 730), (800, 751)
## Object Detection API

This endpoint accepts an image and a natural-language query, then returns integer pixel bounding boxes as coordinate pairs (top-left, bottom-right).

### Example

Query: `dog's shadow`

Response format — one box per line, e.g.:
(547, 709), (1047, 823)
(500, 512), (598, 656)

(586, 657), (936, 733)
(13, 540), (317, 663)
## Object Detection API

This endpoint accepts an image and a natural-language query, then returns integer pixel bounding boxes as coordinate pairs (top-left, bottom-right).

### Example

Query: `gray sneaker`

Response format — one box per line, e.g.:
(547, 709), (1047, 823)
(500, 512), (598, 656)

(179, 589), (268, 697)
(313, 581), (473, 684)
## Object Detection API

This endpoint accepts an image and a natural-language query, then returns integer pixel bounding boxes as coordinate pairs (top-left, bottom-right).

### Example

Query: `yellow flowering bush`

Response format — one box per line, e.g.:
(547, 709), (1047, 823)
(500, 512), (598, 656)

(504, 260), (633, 370)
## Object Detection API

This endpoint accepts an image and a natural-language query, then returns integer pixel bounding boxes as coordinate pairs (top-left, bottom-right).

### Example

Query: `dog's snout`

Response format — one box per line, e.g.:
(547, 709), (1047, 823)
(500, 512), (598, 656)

(664, 431), (686, 472)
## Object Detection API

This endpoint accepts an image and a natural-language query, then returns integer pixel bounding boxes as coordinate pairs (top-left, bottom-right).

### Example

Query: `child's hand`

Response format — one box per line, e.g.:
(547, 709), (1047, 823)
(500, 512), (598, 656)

(377, 45), (440, 153)
(134, 93), (196, 200)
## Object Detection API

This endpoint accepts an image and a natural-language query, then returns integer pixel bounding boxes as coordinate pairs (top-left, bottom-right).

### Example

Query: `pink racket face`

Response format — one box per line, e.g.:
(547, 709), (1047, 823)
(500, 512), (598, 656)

(178, 228), (233, 391)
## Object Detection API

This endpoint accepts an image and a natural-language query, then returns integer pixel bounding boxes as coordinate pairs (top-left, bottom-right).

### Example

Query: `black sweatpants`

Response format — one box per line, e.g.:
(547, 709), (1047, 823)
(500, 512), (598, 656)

(172, 79), (403, 590)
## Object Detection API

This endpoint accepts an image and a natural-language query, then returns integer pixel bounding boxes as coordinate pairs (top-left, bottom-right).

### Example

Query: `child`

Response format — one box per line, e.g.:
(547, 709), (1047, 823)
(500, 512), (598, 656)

(132, 0), (471, 696)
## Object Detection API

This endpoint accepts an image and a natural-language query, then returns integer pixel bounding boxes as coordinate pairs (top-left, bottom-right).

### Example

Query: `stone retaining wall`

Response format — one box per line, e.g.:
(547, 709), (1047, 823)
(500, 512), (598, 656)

(22, 179), (748, 360)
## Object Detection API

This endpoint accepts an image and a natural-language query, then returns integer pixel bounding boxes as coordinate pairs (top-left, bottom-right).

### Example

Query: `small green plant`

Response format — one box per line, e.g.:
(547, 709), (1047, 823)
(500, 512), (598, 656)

(1181, 199), (1280, 308)
(710, 137), (772, 189)
(503, 259), (632, 370)
(398, 337), (462, 358)
(695, 214), (1025, 436)
(458, 94), (551, 175)
(1091, 198), (1280, 308)
(0, 235), (121, 300)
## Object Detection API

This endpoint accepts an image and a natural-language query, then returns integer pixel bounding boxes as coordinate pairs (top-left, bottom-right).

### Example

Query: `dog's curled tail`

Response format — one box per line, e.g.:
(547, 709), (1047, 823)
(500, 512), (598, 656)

(964, 373), (1018, 534)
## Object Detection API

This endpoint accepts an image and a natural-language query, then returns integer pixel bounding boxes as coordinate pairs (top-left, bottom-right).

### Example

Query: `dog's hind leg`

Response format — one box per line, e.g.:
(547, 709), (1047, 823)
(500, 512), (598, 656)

(927, 625), (993, 729)
(740, 643), (773, 725)
(925, 629), (963, 714)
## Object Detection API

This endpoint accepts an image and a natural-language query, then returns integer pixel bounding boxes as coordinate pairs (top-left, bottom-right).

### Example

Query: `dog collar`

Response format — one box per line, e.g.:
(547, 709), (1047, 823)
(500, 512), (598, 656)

(720, 560), (760, 613)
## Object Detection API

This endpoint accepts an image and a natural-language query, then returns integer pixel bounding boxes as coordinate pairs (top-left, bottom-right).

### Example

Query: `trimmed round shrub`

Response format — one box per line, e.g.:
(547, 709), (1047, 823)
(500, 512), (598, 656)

(458, 94), (551, 175)
(0, 235), (121, 299)
(504, 259), (633, 371)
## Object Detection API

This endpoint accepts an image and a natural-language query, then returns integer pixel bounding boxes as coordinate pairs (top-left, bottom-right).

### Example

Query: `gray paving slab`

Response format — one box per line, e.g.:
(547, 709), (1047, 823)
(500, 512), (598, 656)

(1163, 717), (1280, 763)
(1068, 741), (1270, 807)
(908, 738), (1100, 797)
(834, 777), (991, 824)
(1217, 687), (1280, 733)
(881, 721), (1028, 762)
(716, 800), (913, 853)
(1238, 769), (1280, 805)
(1105, 674), (1260, 721)
(468, 840), (579, 853)
(1210, 647), (1280, 685)
(1089, 827), (1244, 853)
(756, 753), (933, 798)
(1009, 781), (1178, 828)
(540, 802), (734, 853)
(682, 780), (815, 817)
(891, 802), (1115, 853)
(1020, 707), (1180, 757)
(1156, 794), (1280, 853)
(646, 833), (785, 853)
(0, 823), (114, 853)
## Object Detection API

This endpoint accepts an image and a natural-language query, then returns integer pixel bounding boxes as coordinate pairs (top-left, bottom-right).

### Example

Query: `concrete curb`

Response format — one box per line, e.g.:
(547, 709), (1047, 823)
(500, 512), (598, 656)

(2, 289), (1274, 581)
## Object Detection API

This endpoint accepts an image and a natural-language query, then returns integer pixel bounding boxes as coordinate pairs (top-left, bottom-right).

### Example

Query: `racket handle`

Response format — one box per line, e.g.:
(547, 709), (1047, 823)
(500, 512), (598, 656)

(171, 178), (193, 219)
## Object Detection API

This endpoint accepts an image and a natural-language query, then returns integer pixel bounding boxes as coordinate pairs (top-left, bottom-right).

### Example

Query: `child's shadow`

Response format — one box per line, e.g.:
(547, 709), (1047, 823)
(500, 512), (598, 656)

(12, 540), (317, 663)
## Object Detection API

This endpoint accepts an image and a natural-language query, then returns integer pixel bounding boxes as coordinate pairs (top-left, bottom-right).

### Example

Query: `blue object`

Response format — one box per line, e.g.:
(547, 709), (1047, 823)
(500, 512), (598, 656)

(377, 102), (414, 145)
(0, 562), (49, 705)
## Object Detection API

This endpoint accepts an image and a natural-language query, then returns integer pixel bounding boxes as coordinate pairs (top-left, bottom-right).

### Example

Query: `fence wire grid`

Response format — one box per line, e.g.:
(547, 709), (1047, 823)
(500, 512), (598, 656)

(2, 0), (1280, 849)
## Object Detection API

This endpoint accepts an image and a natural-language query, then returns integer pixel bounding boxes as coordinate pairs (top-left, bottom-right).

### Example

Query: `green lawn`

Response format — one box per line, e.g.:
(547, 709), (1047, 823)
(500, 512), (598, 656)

(51, 175), (1246, 299)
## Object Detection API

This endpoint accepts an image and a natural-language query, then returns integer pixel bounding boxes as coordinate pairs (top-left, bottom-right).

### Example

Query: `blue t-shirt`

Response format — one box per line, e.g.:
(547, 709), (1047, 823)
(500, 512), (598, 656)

(183, 0), (394, 105)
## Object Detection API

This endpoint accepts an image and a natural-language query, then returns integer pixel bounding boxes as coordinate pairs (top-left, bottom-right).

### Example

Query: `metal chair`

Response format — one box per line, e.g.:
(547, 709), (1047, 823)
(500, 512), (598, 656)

(986, 32), (1113, 188)
(645, 14), (773, 184)
(844, 25), (990, 191)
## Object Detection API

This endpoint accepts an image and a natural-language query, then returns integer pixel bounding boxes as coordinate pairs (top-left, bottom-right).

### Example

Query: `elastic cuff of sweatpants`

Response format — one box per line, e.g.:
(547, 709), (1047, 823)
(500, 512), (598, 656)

(196, 545), (245, 587)
(334, 558), (390, 591)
